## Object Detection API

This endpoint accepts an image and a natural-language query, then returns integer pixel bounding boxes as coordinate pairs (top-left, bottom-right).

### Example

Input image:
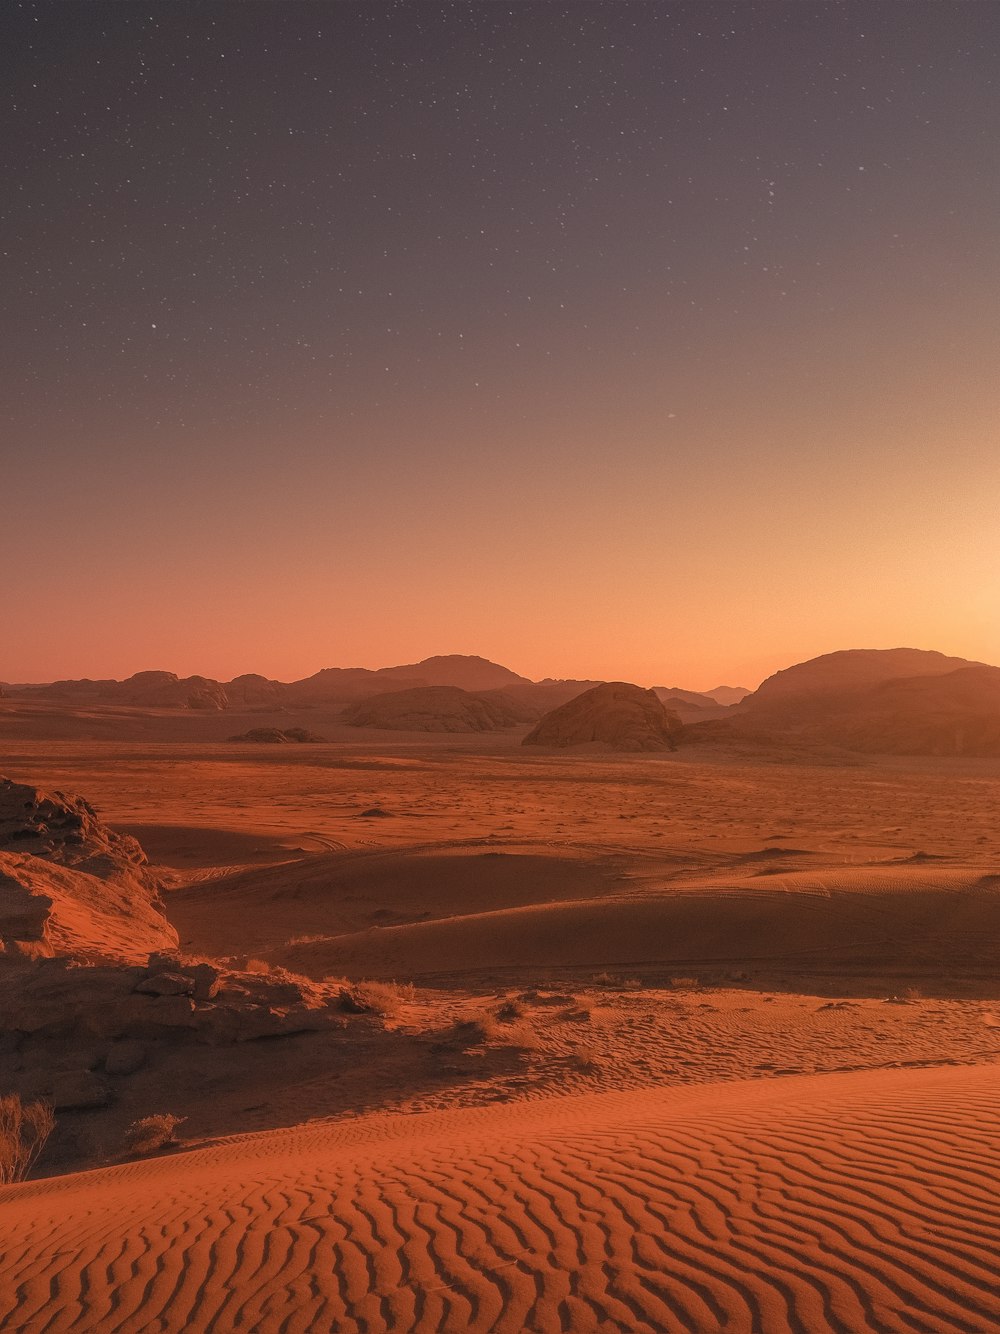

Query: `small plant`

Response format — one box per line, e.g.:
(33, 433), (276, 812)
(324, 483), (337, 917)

(572, 1043), (601, 1073)
(124, 1113), (185, 1156)
(0, 1094), (55, 1185)
(338, 980), (414, 1017)
(495, 998), (526, 1022)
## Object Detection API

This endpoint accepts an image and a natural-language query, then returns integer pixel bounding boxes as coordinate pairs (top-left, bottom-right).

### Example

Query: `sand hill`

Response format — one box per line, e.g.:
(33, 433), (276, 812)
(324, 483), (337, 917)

(524, 682), (683, 751)
(0, 778), (175, 961)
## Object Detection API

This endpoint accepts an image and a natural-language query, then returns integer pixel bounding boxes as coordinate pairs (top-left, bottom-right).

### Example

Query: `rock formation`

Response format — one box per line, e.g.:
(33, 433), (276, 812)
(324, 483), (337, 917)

(343, 686), (523, 733)
(522, 682), (683, 752)
(0, 778), (176, 962)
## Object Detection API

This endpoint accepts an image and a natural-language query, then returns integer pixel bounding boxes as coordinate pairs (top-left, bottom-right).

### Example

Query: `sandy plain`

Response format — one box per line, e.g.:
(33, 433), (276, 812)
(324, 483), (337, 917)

(3, 701), (1000, 1331)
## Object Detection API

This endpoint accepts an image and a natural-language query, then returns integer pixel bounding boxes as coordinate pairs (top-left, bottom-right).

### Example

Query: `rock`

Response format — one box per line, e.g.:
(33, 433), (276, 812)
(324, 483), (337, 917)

(338, 987), (372, 1014)
(523, 682), (684, 752)
(116, 994), (199, 1038)
(0, 778), (177, 963)
(49, 1070), (111, 1111)
(343, 685), (523, 733)
(104, 1039), (147, 1076)
(190, 962), (219, 1001)
(134, 971), (194, 997)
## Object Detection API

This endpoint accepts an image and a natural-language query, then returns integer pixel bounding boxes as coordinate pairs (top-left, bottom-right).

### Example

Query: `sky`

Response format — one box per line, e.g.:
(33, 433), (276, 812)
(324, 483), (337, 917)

(3, 1), (999, 690)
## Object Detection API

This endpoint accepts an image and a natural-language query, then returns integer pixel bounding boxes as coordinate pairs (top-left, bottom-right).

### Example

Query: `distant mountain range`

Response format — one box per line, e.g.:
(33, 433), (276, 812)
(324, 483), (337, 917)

(5, 647), (1000, 756)
(1, 655), (749, 715)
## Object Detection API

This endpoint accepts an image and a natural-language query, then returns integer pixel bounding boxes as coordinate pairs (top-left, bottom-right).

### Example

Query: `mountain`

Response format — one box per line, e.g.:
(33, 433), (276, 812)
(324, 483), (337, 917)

(374, 655), (529, 691)
(523, 682), (683, 752)
(705, 685), (752, 705)
(15, 671), (229, 710)
(343, 685), (525, 733)
(651, 686), (731, 723)
(740, 648), (979, 717)
(6, 655), (529, 712)
(724, 649), (1000, 756)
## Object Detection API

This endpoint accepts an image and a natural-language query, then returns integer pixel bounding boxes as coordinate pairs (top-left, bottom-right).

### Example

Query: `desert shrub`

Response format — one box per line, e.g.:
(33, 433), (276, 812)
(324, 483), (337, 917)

(338, 980), (414, 1017)
(123, 1113), (185, 1156)
(572, 1042), (601, 1072)
(463, 1014), (538, 1050)
(495, 998), (526, 1021)
(0, 1094), (55, 1185)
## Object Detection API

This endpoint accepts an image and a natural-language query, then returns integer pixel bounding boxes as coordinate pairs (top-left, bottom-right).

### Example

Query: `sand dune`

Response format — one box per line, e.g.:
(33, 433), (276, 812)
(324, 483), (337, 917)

(200, 852), (1000, 994)
(3, 1063), (1000, 1332)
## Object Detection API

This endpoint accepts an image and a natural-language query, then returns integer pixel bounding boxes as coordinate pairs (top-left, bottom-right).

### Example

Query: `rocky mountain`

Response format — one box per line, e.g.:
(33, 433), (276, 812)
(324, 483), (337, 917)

(714, 649), (1000, 756)
(523, 682), (683, 752)
(739, 648), (978, 717)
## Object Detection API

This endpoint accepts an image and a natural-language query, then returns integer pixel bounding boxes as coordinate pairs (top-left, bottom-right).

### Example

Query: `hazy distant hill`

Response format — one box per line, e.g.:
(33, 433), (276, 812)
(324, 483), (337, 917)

(16, 670), (229, 710)
(740, 648), (979, 716)
(9, 655), (530, 712)
(723, 649), (1000, 756)
(651, 686), (731, 723)
(705, 685), (752, 706)
(343, 685), (525, 733)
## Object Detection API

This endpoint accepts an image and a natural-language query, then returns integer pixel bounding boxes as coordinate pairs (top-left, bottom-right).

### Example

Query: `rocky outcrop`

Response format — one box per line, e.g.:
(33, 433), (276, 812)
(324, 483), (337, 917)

(344, 686), (524, 733)
(0, 778), (176, 962)
(523, 682), (683, 752)
(0, 953), (342, 1046)
(0, 953), (353, 1120)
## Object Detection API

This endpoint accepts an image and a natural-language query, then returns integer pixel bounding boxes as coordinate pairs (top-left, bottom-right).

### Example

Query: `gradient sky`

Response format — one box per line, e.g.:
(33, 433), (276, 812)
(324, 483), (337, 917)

(4, 1), (999, 689)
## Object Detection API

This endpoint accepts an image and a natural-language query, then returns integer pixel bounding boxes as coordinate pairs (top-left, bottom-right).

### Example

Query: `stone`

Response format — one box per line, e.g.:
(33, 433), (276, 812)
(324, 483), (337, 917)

(190, 962), (220, 1001)
(134, 971), (194, 997)
(49, 1070), (111, 1111)
(104, 1039), (147, 1076)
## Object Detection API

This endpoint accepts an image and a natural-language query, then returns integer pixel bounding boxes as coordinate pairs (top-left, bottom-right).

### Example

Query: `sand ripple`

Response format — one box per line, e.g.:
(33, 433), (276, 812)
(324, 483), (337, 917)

(3, 1064), (1000, 1332)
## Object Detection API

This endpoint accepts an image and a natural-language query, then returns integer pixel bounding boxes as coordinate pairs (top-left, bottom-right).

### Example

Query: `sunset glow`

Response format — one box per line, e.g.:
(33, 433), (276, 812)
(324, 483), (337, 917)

(5, 2), (998, 688)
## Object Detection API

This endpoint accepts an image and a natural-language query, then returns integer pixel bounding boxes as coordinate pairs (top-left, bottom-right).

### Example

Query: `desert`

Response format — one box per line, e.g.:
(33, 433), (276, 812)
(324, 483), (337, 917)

(4, 649), (1000, 1331)
(7, 1), (1000, 1328)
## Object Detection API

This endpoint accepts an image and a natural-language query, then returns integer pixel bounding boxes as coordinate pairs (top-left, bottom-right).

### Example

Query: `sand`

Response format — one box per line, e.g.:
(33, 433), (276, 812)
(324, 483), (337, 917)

(3, 1064), (1000, 1332)
(3, 706), (1000, 1330)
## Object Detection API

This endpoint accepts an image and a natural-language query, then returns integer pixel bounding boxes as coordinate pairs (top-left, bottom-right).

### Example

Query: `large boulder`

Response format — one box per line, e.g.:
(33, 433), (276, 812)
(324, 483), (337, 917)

(523, 682), (683, 752)
(0, 778), (177, 962)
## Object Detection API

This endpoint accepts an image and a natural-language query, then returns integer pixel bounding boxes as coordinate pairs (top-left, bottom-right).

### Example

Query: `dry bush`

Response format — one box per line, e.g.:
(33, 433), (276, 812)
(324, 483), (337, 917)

(124, 1113), (185, 1156)
(0, 1094), (55, 1185)
(241, 958), (273, 975)
(572, 1042), (601, 1073)
(495, 998), (526, 1022)
(466, 1014), (538, 1051)
(338, 980), (414, 1017)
